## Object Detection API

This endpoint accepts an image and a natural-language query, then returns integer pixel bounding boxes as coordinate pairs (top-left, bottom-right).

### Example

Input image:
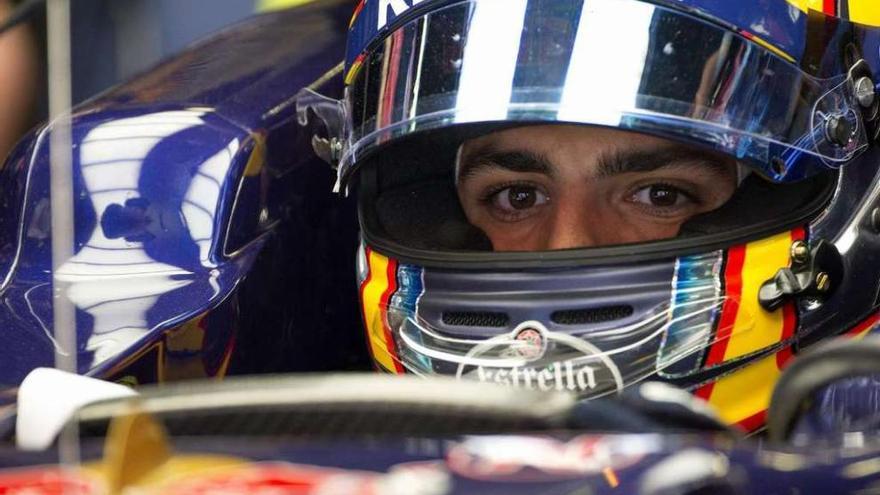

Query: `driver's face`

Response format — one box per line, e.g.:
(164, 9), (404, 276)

(456, 125), (739, 251)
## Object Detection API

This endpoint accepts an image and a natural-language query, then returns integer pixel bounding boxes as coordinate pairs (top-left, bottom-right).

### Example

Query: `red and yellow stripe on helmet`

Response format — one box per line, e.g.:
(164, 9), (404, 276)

(788, 0), (880, 26)
(695, 229), (804, 431)
(360, 247), (405, 373)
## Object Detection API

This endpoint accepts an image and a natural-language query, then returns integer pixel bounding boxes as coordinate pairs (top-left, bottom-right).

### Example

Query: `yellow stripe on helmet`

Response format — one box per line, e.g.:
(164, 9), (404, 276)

(361, 249), (401, 373)
(848, 0), (880, 26)
(747, 33), (796, 63)
(785, 0), (826, 13)
(705, 231), (796, 425)
(787, 0), (880, 25)
(719, 231), (793, 362)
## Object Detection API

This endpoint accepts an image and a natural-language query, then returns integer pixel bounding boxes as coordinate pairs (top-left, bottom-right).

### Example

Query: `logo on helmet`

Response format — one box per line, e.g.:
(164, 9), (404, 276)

(378, 0), (428, 30)
(454, 321), (624, 395)
(511, 327), (545, 360)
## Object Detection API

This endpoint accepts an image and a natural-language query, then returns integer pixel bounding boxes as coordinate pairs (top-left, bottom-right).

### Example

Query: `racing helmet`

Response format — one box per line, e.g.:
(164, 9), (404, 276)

(298, 0), (880, 431)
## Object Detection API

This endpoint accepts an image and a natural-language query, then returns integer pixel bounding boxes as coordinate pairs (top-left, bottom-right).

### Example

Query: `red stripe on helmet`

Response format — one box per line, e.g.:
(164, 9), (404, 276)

(693, 245), (746, 401)
(705, 245), (747, 367)
(775, 304), (798, 369)
(823, 0), (837, 16)
(846, 312), (880, 336)
(350, 0), (366, 28)
(379, 256), (405, 373)
(736, 409), (767, 433)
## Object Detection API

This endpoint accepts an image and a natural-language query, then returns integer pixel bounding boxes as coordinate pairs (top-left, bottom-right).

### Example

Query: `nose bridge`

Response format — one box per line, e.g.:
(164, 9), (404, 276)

(545, 198), (596, 250)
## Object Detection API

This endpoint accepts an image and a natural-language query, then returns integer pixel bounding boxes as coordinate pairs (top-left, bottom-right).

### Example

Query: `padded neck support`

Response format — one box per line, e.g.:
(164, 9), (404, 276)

(679, 172), (834, 237)
(376, 180), (492, 251)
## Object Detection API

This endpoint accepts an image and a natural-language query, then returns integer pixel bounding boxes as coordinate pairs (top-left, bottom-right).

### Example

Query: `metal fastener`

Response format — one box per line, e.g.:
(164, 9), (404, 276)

(771, 157), (787, 177)
(311, 136), (343, 165)
(790, 241), (809, 264)
(816, 272), (831, 292)
(856, 76), (877, 108)
(825, 114), (853, 147)
(872, 207), (880, 233)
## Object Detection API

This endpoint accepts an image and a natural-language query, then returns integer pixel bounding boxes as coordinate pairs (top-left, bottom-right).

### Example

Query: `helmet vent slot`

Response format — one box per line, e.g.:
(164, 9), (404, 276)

(551, 306), (634, 325)
(442, 311), (509, 328)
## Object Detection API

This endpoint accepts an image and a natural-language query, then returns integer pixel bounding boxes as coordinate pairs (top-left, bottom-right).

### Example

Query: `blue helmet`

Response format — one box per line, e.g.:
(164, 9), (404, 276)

(300, 0), (880, 431)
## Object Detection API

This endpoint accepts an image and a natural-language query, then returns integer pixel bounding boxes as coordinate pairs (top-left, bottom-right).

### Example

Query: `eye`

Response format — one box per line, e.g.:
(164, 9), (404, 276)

(630, 184), (693, 209)
(489, 185), (549, 219)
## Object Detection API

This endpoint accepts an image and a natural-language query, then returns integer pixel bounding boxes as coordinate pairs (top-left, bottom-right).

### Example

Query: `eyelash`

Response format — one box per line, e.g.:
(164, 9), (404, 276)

(628, 181), (702, 214)
(478, 180), (542, 204)
(478, 180), (549, 222)
(474, 180), (705, 222)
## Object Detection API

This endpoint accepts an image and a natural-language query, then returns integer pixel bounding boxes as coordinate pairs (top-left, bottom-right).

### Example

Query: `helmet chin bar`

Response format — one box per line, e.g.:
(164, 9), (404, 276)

(361, 249), (771, 400)
(386, 290), (744, 399)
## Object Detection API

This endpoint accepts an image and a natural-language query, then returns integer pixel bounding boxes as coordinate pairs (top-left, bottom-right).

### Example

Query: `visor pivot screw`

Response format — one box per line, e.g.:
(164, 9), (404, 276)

(311, 136), (343, 165)
(790, 241), (810, 264)
(825, 114), (853, 147)
(855, 76), (876, 108)
(816, 272), (831, 293)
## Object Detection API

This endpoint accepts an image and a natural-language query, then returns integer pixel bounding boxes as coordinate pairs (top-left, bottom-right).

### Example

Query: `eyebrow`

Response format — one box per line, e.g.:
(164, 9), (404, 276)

(456, 143), (734, 183)
(596, 146), (734, 178)
(457, 149), (554, 181)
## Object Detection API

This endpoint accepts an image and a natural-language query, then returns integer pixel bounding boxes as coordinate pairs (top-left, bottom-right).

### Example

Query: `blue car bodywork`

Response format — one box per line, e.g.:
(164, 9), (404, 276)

(0, 0), (369, 406)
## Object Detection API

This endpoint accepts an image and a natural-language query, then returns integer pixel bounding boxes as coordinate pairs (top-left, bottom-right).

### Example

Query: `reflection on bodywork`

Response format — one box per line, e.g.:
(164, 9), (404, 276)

(182, 139), (240, 265)
(49, 109), (233, 369)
